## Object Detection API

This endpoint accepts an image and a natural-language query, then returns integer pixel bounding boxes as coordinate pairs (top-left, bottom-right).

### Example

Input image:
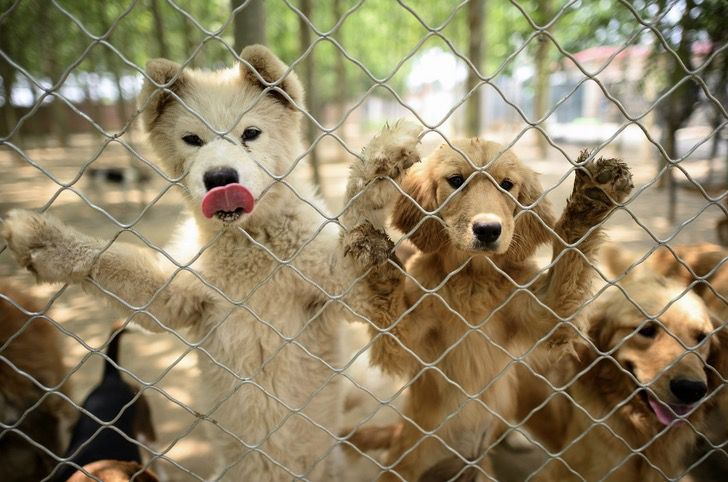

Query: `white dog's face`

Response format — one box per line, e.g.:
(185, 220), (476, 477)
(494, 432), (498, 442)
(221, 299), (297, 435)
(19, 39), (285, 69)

(139, 46), (305, 227)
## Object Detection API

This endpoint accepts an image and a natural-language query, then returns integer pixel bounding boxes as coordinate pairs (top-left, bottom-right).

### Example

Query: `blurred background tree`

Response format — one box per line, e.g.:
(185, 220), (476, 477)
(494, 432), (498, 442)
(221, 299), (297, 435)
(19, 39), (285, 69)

(638, 0), (728, 219)
(0, 0), (725, 201)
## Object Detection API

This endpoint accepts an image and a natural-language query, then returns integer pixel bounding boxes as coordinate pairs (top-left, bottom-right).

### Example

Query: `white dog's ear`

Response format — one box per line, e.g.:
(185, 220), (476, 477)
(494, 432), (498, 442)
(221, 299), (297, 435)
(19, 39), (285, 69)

(239, 44), (304, 109)
(139, 58), (187, 131)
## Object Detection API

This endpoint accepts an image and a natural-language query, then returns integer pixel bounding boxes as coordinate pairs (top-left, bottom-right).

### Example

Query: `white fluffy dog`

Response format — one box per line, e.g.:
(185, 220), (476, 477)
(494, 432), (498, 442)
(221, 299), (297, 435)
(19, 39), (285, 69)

(2, 45), (421, 481)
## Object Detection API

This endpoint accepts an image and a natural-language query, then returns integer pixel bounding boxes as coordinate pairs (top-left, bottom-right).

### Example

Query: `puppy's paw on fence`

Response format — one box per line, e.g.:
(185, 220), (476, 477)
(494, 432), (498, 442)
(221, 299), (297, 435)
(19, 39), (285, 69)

(343, 222), (393, 268)
(2, 210), (98, 284)
(575, 152), (633, 205)
(362, 120), (423, 182)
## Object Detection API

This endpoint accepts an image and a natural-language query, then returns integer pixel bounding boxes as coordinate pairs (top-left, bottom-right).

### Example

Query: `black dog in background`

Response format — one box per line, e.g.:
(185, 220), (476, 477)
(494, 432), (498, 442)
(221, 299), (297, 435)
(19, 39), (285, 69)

(50, 325), (157, 482)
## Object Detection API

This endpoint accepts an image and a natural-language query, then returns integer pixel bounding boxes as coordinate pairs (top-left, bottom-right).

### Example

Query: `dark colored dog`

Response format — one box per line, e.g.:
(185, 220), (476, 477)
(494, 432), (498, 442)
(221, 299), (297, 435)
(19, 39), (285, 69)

(51, 326), (156, 482)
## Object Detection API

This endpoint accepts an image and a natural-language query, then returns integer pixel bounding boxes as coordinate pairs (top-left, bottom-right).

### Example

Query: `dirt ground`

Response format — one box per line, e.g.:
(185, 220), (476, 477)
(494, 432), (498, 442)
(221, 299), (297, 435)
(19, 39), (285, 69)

(1, 128), (726, 481)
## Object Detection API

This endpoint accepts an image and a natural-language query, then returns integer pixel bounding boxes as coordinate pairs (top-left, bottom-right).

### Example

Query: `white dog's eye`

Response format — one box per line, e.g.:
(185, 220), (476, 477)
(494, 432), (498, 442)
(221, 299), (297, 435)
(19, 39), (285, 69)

(242, 127), (262, 142)
(182, 134), (204, 147)
(447, 175), (464, 189)
(500, 179), (514, 191)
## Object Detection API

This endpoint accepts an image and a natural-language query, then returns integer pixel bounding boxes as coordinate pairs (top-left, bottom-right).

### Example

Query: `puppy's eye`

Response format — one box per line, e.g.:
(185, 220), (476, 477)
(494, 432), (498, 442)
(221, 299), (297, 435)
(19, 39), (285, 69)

(182, 134), (204, 147)
(242, 127), (262, 142)
(500, 179), (514, 191)
(696, 332), (707, 344)
(638, 322), (658, 339)
(447, 175), (464, 189)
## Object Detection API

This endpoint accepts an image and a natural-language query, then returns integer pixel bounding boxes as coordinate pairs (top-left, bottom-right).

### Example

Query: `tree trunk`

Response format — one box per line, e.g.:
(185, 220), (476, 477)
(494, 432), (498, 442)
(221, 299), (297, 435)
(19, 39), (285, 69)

(150, 0), (170, 58)
(299, 0), (321, 187)
(232, 0), (266, 53)
(662, 127), (677, 222)
(97, 3), (130, 135)
(333, 0), (346, 140)
(0, 65), (19, 142)
(81, 71), (103, 133)
(182, 10), (197, 67)
(47, 97), (70, 147)
(37, 8), (69, 146)
(0, 10), (19, 143)
(465, 0), (485, 137)
(725, 130), (728, 187)
(655, 0), (698, 220)
(533, 0), (552, 157)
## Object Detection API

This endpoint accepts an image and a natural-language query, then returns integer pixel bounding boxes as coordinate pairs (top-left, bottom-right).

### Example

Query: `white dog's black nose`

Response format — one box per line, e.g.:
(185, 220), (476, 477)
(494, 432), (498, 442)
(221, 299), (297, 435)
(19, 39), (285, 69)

(204, 167), (239, 191)
(473, 222), (502, 243)
(670, 378), (707, 404)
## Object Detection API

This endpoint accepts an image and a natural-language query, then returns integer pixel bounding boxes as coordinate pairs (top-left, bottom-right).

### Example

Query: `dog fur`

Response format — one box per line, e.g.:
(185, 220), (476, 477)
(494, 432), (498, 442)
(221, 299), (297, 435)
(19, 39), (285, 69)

(609, 242), (728, 319)
(65, 460), (158, 482)
(1, 46), (420, 481)
(516, 269), (728, 481)
(0, 281), (73, 482)
(343, 142), (633, 480)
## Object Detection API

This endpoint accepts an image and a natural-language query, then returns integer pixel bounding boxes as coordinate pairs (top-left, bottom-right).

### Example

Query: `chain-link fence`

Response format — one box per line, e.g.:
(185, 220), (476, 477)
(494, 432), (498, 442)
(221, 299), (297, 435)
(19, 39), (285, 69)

(1, 1), (727, 481)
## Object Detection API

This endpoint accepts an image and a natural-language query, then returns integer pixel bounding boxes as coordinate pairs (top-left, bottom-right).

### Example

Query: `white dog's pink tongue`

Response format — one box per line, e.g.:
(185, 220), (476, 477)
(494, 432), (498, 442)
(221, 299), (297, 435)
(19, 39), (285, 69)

(648, 398), (691, 426)
(201, 184), (255, 218)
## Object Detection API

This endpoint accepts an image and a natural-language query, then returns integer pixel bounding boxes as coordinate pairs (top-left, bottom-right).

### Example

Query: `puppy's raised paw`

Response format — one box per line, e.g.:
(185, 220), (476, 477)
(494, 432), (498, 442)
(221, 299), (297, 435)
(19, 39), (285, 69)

(361, 120), (423, 182)
(343, 222), (394, 268)
(573, 151), (633, 208)
(2, 209), (98, 283)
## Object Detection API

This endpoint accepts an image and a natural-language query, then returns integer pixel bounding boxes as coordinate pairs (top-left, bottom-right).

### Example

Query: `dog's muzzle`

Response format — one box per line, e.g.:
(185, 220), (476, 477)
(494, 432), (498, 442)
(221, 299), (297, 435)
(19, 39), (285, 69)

(472, 221), (501, 250)
(201, 167), (255, 222)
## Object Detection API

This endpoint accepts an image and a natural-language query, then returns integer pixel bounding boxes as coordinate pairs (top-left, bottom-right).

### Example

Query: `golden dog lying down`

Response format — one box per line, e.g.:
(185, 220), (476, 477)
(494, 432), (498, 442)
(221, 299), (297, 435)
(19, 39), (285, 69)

(515, 249), (728, 481)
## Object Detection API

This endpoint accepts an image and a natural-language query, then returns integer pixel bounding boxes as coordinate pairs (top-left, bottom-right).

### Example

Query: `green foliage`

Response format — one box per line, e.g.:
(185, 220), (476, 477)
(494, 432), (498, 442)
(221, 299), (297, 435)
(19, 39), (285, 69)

(3, 0), (722, 111)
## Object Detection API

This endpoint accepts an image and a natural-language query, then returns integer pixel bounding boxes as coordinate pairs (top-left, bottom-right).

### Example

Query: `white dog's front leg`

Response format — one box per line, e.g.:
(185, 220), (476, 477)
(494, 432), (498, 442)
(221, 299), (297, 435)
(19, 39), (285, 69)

(2, 210), (208, 332)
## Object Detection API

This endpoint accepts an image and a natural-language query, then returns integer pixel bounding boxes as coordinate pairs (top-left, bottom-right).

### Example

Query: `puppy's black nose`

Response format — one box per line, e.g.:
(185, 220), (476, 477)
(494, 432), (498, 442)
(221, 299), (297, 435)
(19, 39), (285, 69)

(204, 167), (239, 191)
(472, 222), (502, 243)
(670, 378), (707, 404)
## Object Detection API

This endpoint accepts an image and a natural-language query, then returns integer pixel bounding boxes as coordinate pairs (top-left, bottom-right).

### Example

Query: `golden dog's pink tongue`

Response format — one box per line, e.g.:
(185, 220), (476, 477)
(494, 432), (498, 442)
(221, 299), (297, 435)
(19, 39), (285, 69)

(648, 398), (691, 426)
(201, 184), (254, 218)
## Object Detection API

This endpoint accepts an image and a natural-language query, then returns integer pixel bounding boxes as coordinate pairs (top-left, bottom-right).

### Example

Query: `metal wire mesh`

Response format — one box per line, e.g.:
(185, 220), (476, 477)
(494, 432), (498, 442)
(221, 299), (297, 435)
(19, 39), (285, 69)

(0, 1), (727, 481)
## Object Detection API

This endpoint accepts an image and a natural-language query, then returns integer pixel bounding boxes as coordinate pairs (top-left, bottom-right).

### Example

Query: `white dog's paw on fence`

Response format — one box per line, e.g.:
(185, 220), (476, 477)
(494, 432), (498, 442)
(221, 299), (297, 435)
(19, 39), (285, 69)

(2, 210), (99, 284)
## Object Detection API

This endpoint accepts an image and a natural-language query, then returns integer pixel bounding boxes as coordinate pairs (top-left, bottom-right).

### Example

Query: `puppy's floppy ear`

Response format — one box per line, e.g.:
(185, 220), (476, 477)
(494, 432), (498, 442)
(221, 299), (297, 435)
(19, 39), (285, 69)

(239, 44), (304, 109)
(707, 318), (728, 398)
(391, 163), (448, 253)
(586, 313), (610, 353)
(139, 58), (187, 132)
(507, 167), (555, 262)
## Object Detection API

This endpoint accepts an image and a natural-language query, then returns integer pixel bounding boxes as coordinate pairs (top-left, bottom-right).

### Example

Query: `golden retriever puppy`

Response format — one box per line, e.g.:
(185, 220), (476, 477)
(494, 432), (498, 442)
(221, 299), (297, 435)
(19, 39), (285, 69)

(517, 273), (728, 482)
(342, 141), (633, 481)
(0, 281), (73, 482)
